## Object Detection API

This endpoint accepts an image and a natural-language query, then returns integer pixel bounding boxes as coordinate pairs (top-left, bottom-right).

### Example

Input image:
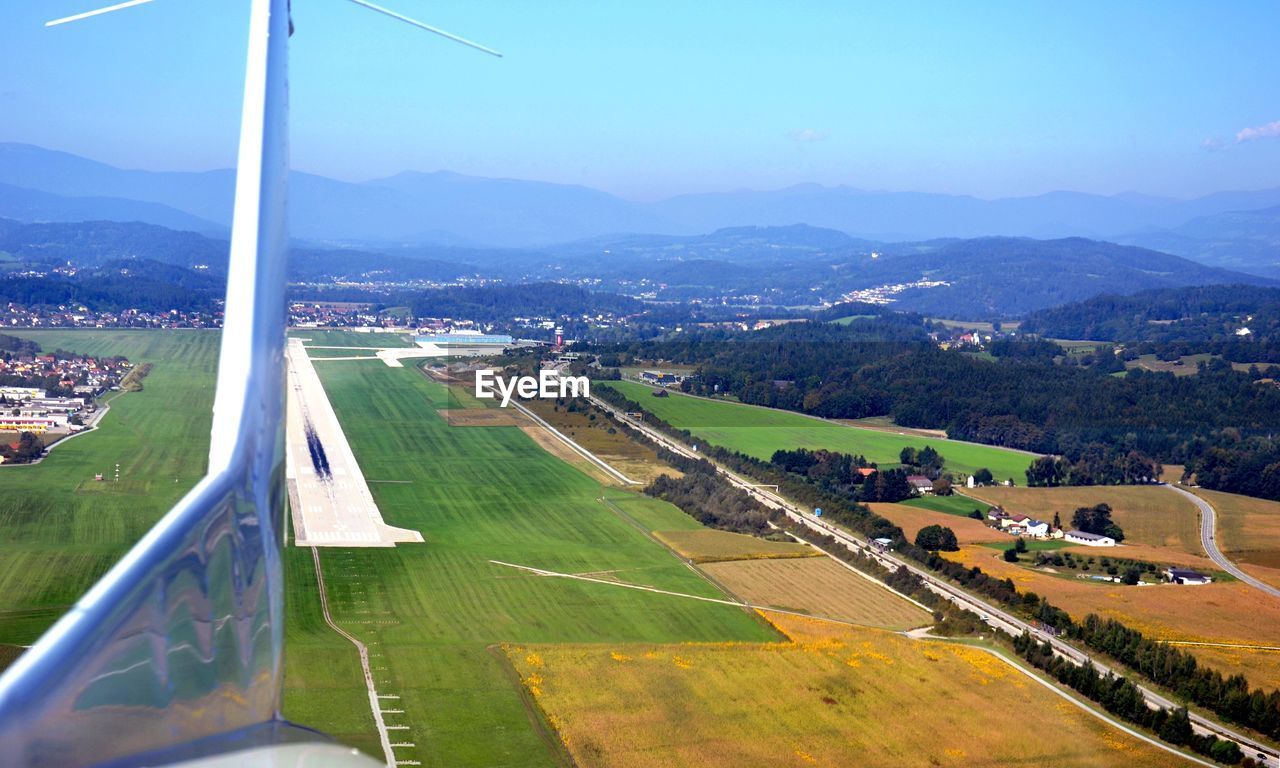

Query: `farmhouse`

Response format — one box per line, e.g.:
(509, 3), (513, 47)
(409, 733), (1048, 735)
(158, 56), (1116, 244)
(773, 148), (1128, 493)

(1164, 568), (1212, 585)
(856, 467), (877, 478)
(1021, 519), (1050, 538)
(906, 475), (934, 494)
(640, 370), (683, 387)
(1065, 530), (1116, 547)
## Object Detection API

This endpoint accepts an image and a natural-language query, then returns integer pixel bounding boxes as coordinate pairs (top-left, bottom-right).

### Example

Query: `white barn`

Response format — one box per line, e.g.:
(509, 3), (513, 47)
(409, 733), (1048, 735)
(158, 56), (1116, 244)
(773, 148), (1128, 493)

(1065, 530), (1116, 547)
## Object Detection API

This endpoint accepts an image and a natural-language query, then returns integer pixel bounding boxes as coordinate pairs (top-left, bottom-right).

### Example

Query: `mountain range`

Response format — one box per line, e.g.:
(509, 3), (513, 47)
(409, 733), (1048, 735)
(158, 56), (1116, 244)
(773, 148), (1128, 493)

(2, 143), (1278, 269)
(3, 218), (1270, 319)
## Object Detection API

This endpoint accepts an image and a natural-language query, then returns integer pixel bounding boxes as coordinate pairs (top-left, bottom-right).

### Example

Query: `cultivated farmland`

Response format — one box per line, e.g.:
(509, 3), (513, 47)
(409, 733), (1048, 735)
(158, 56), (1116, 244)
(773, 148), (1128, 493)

(296, 359), (780, 766)
(652, 529), (819, 563)
(966, 485), (1204, 558)
(700, 557), (930, 630)
(0, 330), (216, 649)
(943, 543), (1280, 672)
(519, 396), (676, 485)
(507, 611), (1181, 768)
(870, 502), (1007, 545)
(1183, 644), (1280, 694)
(598, 380), (1033, 480)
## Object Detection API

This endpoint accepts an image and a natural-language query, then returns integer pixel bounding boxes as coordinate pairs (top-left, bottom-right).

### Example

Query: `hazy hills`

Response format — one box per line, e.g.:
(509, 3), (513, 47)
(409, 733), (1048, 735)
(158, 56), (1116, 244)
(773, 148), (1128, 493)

(3, 143), (1279, 263)
(544, 228), (1271, 316)
(2, 218), (1270, 319)
(0, 219), (474, 283)
(1119, 206), (1280, 279)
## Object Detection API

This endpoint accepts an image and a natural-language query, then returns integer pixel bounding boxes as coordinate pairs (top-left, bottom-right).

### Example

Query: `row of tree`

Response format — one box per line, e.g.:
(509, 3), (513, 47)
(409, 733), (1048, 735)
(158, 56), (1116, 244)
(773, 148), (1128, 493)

(1012, 634), (1249, 765)
(1025, 450), (1162, 488)
(644, 452), (774, 535)
(0, 432), (44, 464)
(768, 447), (918, 503)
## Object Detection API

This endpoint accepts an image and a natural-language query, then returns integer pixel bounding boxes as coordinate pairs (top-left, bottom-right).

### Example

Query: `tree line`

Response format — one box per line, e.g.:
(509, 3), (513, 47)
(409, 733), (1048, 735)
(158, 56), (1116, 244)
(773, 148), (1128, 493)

(591, 320), (1280, 499)
(1012, 633), (1249, 765)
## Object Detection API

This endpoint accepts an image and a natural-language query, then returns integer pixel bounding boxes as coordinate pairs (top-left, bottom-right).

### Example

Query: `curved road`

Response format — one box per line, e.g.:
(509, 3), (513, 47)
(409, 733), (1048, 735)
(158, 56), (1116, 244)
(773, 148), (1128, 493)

(592, 395), (1280, 768)
(1165, 483), (1280, 600)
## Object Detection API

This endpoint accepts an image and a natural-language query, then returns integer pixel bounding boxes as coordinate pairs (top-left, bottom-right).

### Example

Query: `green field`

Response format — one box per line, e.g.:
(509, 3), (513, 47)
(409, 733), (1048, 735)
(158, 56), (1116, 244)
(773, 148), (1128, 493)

(901, 494), (992, 517)
(0, 330), (217, 647)
(290, 328), (415, 347)
(979, 539), (1077, 552)
(599, 380), (1033, 480)
(300, 360), (780, 766)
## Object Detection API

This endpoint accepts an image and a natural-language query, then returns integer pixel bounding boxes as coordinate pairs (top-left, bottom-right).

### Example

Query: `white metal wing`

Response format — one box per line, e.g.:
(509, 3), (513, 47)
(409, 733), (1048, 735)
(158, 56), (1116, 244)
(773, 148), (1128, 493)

(0, 1), (497, 765)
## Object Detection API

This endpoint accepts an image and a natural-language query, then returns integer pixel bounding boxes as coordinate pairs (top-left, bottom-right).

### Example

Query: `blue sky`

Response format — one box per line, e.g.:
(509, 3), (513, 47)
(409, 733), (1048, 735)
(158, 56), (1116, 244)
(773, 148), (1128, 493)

(2, 1), (1278, 200)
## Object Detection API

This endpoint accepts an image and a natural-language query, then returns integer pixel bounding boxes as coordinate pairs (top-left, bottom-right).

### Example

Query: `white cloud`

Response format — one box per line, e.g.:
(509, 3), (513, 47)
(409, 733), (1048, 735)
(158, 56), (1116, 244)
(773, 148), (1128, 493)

(1236, 120), (1280, 143)
(788, 128), (829, 143)
(1201, 137), (1225, 152)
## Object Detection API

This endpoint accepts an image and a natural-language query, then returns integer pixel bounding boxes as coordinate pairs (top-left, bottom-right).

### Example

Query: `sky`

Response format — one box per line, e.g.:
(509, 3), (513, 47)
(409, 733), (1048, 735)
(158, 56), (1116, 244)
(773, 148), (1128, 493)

(1, 0), (1278, 201)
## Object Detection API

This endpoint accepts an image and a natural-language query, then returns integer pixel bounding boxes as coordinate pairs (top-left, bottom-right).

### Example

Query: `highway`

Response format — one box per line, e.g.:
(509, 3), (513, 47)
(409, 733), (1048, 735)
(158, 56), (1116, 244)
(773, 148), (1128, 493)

(1166, 483), (1280, 600)
(591, 394), (1280, 768)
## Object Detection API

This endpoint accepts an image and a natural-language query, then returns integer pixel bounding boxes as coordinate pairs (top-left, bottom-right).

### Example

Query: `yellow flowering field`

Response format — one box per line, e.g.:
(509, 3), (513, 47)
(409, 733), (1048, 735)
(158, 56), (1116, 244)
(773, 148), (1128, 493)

(505, 612), (1179, 768)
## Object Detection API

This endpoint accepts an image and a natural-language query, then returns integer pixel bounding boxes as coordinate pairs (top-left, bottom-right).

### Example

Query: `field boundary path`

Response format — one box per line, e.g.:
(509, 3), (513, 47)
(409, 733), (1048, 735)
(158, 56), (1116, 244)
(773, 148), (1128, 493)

(508, 399), (640, 486)
(309, 547), (397, 767)
(1166, 483), (1280, 600)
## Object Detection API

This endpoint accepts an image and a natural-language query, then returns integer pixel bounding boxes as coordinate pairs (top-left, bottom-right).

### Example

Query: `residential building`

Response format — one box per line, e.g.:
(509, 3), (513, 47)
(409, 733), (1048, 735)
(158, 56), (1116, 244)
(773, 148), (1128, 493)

(1022, 519), (1050, 538)
(1164, 568), (1212, 585)
(906, 475), (934, 494)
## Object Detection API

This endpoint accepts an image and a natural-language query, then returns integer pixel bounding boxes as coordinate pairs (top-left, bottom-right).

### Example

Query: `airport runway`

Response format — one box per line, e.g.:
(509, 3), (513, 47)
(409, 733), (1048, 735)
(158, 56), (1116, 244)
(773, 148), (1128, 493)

(286, 338), (423, 547)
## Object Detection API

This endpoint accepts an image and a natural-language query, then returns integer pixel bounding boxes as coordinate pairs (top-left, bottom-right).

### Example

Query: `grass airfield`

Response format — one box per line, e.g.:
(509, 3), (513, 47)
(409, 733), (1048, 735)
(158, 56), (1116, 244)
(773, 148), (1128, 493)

(300, 357), (778, 766)
(598, 379), (1033, 480)
(0, 330), (216, 649)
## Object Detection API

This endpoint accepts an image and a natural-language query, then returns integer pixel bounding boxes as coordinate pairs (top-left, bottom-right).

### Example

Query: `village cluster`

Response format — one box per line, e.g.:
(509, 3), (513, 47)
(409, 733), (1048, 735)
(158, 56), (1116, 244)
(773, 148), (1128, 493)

(4, 303), (220, 329)
(0, 352), (133, 453)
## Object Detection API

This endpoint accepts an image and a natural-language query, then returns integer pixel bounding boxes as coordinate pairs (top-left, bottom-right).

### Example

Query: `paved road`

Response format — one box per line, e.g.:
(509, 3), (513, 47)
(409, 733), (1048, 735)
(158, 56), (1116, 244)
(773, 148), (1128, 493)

(592, 395), (1280, 768)
(1166, 483), (1280, 600)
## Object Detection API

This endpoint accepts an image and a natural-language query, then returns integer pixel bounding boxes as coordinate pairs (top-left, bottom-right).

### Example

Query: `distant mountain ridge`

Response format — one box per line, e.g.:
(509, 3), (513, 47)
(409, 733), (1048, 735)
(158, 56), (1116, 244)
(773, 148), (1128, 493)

(1118, 206), (1280, 279)
(4, 143), (1280, 253)
(0, 217), (1272, 319)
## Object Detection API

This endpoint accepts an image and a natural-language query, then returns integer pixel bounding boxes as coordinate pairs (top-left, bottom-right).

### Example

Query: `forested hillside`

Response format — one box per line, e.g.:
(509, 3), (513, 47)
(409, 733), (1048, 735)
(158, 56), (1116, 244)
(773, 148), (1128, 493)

(1021, 284), (1280, 362)
(594, 321), (1280, 498)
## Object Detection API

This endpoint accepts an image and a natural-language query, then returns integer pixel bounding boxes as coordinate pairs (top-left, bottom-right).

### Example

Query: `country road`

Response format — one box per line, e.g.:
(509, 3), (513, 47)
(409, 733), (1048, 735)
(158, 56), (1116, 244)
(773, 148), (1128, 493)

(591, 394), (1280, 768)
(1165, 483), (1280, 600)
